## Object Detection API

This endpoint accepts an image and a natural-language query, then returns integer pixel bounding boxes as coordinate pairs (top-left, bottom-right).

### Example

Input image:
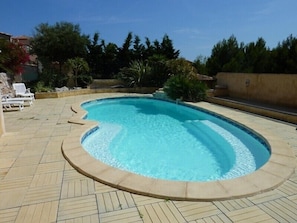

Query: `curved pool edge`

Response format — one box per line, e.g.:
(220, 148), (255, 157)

(62, 95), (296, 201)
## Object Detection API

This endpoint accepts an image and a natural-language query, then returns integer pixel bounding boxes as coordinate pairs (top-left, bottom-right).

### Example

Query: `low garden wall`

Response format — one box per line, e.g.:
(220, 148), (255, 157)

(35, 87), (158, 99)
(215, 72), (297, 108)
(35, 79), (158, 99)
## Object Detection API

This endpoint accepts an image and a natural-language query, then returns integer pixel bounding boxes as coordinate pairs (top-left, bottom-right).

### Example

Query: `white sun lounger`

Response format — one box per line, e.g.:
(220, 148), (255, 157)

(5, 97), (34, 106)
(2, 100), (24, 111)
(12, 83), (35, 99)
(2, 95), (34, 106)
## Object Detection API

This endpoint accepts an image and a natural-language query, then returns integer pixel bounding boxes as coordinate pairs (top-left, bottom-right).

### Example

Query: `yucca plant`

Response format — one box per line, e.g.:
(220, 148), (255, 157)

(66, 57), (89, 87)
(118, 60), (151, 87)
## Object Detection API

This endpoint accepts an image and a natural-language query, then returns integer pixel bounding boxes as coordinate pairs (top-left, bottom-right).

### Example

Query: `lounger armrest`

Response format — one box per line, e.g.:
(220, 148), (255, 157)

(1, 94), (10, 100)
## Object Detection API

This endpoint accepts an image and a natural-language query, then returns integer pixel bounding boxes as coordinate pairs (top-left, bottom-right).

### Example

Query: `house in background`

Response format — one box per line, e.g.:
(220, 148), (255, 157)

(0, 32), (38, 82)
(0, 32), (12, 41)
(11, 35), (38, 82)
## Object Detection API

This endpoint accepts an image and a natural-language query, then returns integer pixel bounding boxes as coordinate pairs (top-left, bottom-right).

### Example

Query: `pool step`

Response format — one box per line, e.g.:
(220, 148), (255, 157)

(200, 120), (256, 179)
(183, 120), (234, 172)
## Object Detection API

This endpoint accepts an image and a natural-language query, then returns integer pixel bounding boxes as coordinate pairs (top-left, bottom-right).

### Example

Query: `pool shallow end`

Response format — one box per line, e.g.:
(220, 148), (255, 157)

(62, 95), (296, 201)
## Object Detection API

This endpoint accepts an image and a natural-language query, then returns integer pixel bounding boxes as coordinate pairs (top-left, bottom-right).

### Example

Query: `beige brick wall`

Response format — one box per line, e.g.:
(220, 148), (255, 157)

(216, 72), (297, 108)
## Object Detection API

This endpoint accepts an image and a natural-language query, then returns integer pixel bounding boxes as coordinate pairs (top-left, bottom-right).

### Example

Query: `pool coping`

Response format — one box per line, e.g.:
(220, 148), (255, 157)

(62, 95), (296, 201)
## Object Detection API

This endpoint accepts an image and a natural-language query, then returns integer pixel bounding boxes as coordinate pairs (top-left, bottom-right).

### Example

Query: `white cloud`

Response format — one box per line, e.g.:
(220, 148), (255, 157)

(249, 1), (276, 21)
(174, 28), (205, 39)
(174, 28), (201, 35)
(76, 15), (146, 25)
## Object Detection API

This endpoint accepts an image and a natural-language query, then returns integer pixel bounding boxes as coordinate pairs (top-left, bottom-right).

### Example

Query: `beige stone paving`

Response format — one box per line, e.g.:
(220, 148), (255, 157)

(0, 93), (296, 222)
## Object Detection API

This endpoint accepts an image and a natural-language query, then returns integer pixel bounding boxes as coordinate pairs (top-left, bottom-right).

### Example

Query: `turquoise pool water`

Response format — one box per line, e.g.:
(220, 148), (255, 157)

(82, 97), (270, 182)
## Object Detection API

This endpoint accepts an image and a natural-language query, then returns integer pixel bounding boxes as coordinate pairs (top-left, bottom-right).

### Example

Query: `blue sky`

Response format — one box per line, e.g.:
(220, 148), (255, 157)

(1, 0), (296, 61)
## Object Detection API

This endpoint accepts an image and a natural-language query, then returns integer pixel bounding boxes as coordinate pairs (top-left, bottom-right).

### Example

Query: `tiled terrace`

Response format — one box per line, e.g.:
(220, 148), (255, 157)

(0, 93), (296, 223)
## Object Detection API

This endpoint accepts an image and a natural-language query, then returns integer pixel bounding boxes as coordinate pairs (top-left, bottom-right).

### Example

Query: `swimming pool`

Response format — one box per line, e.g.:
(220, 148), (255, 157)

(81, 97), (270, 182)
(62, 94), (295, 200)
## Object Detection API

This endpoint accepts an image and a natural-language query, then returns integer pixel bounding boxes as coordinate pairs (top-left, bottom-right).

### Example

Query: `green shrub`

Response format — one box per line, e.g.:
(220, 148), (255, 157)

(77, 74), (93, 88)
(164, 75), (207, 102)
(34, 81), (53, 92)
